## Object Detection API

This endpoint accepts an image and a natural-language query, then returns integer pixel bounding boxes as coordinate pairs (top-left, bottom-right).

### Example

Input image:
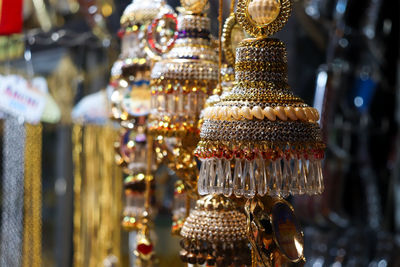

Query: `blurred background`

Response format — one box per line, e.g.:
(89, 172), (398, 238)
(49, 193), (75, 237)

(0, 0), (399, 266)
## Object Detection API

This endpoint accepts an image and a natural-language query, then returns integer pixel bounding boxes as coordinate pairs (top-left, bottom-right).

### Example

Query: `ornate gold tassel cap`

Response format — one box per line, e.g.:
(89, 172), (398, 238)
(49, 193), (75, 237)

(194, 0), (325, 198)
(179, 195), (251, 266)
(148, 0), (218, 138)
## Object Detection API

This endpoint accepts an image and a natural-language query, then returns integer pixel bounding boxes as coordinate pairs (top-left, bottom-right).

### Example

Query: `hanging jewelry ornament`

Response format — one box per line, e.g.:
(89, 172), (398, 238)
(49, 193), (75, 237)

(110, 0), (174, 124)
(180, 195), (251, 266)
(122, 174), (154, 231)
(115, 123), (150, 175)
(148, 0), (218, 192)
(111, 0), (174, 236)
(195, 0), (325, 198)
(72, 125), (124, 267)
(134, 214), (157, 266)
(119, 0), (173, 80)
(23, 123), (43, 267)
(245, 196), (305, 265)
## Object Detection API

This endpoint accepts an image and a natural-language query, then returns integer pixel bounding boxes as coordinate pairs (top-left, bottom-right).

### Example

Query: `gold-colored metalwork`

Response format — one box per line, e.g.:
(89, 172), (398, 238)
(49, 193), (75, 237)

(72, 125), (124, 267)
(236, 0), (292, 38)
(180, 195), (251, 266)
(195, 39), (325, 198)
(245, 196), (305, 266)
(148, 1), (218, 195)
(221, 13), (245, 67)
(22, 123), (43, 267)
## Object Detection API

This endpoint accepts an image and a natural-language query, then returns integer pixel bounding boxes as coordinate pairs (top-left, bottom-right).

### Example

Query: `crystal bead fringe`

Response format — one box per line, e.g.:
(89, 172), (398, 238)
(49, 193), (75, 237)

(198, 156), (324, 197)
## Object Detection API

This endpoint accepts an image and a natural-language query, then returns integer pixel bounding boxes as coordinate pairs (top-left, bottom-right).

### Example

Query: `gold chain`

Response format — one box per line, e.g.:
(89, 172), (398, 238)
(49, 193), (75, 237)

(22, 123), (43, 267)
(72, 124), (84, 267)
(73, 124), (123, 267)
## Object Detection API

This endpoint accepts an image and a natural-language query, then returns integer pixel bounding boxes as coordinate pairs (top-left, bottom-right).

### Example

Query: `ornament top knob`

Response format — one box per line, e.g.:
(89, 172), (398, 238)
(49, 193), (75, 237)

(236, 0), (292, 38)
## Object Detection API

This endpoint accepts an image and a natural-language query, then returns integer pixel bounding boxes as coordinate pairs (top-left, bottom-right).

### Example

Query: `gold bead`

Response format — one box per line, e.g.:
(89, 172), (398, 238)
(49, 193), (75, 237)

(240, 106), (253, 120)
(248, 0), (281, 26)
(274, 106), (287, 121)
(251, 106), (264, 120)
(284, 107), (297, 120)
(295, 107), (307, 121)
(263, 106), (276, 121)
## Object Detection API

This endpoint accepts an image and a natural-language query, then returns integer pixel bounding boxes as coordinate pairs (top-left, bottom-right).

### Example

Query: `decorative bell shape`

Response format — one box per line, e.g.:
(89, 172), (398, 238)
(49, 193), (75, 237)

(180, 195), (251, 266)
(148, 0), (218, 192)
(148, 1), (218, 139)
(195, 0), (325, 198)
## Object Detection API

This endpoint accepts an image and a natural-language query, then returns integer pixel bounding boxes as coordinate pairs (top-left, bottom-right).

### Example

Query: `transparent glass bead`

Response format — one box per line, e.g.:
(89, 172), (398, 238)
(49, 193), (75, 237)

(255, 157), (267, 196)
(243, 160), (256, 198)
(233, 159), (244, 196)
(222, 159), (233, 197)
(281, 158), (291, 197)
(208, 159), (216, 194)
(299, 158), (308, 194)
(198, 160), (208, 195)
(216, 158), (224, 194)
(290, 159), (300, 194)
(316, 160), (324, 194)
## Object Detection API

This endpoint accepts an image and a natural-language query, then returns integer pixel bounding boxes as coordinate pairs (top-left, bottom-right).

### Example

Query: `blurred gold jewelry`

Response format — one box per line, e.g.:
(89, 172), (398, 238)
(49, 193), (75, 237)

(245, 196), (305, 265)
(72, 124), (123, 267)
(22, 124), (42, 267)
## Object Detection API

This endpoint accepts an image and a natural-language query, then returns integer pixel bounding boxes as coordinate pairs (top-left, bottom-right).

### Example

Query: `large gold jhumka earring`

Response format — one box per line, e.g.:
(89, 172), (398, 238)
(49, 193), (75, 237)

(148, 0), (218, 193)
(195, 0), (325, 198)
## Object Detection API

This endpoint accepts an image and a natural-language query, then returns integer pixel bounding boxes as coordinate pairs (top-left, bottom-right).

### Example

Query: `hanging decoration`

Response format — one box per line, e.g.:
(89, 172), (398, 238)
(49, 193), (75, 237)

(109, 1), (178, 266)
(180, 195), (251, 266)
(195, 0), (325, 198)
(148, 0), (218, 193)
(111, 0), (175, 238)
(22, 123), (43, 267)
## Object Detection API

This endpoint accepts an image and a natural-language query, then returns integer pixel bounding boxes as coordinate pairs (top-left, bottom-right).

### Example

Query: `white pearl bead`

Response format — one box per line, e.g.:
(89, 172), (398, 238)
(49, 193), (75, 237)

(240, 106), (253, 120)
(251, 106), (264, 120)
(274, 106), (287, 121)
(263, 107), (276, 121)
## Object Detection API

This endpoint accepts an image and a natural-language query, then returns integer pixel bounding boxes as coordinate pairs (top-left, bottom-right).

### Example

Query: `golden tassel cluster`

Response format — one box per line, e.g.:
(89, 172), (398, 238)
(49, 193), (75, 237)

(23, 124), (43, 267)
(72, 124), (124, 267)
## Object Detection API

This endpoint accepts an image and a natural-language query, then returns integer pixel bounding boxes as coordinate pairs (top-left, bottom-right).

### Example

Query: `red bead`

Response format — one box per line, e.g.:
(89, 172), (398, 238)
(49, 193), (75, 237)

(137, 243), (153, 255)
(222, 149), (233, 160)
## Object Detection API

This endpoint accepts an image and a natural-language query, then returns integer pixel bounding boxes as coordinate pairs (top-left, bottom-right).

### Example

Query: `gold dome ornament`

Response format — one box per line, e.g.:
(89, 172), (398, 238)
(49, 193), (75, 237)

(180, 195), (251, 266)
(195, 0), (325, 198)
